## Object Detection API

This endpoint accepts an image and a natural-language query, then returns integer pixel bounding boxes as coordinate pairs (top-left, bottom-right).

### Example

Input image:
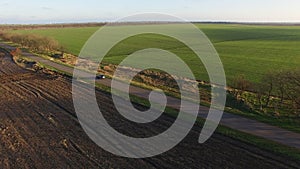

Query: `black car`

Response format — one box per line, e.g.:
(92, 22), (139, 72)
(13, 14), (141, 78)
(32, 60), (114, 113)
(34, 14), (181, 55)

(96, 75), (106, 80)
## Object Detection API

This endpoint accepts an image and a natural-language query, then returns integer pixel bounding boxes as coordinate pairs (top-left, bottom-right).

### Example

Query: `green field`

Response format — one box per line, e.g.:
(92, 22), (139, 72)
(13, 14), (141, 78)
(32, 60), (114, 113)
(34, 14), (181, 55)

(12, 24), (300, 84)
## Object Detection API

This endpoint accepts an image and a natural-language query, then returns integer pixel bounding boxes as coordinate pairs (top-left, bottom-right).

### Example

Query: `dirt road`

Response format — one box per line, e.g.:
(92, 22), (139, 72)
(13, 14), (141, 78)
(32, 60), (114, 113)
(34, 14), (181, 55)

(0, 49), (300, 168)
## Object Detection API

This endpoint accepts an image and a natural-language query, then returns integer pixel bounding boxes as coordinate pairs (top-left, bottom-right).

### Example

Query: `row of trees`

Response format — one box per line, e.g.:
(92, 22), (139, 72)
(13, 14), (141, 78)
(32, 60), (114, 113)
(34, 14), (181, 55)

(0, 23), (105, 31)
(0, 32), (63, 52)
(232, 69), (300, 115)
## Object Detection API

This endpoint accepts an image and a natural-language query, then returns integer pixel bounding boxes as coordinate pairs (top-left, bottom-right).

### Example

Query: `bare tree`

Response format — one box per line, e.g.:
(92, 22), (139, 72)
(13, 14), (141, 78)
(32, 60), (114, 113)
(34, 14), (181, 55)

(261, 71), (277, 107)
(232, 74), (252, 100)
(262, 69), (300, 114)
(283, 69), (300, 114)
(254, 82), (267, 111)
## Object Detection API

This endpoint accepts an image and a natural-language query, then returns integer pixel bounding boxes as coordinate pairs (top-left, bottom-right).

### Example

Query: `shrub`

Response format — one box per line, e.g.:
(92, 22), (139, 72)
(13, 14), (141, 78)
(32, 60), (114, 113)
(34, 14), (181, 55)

(0, 31), (63, 52)
(232, 74), (252, 100)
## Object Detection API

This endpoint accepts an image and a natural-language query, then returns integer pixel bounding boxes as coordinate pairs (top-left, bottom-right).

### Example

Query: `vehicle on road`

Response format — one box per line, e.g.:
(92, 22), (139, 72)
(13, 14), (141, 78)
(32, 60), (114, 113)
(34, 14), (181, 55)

(96, 74), (106, 79)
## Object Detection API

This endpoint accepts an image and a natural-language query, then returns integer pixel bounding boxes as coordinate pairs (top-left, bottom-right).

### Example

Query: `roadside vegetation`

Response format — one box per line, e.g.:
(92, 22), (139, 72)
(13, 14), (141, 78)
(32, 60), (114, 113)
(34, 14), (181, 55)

(0, 31), (63, 52)
(232, 70), (300, 115)
(228, 70), (300, 132)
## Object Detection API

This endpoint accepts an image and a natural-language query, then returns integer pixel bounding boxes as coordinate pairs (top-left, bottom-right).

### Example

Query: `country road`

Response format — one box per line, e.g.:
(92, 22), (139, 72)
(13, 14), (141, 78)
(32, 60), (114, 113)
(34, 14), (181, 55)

(0, 43), (300, 168)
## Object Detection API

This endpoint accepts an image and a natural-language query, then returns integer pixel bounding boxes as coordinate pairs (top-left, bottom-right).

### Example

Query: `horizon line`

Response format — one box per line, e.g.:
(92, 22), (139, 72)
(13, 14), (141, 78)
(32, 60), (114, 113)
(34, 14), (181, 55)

(1, 20), (300, 26)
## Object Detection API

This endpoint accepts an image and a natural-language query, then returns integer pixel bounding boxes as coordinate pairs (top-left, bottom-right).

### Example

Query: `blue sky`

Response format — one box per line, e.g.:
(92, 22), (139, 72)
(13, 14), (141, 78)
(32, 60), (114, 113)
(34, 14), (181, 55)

(0, 0), (300, 24)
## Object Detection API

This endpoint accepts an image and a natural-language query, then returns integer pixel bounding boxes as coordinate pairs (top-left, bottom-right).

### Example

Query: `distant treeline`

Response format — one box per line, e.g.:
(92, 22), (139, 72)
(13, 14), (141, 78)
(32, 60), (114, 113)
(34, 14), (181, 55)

(0, 23), (106, 30)
(0, 31), (63, 52)
(0, 22), (187, 30)
(192, 22), (300, 26)
(2, 22), (299, 31)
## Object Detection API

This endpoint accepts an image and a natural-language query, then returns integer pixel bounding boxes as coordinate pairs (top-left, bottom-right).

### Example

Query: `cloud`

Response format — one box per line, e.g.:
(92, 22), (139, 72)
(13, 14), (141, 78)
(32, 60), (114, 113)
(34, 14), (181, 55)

(1, 2), (9, 6)
(41, 6), (54, 11)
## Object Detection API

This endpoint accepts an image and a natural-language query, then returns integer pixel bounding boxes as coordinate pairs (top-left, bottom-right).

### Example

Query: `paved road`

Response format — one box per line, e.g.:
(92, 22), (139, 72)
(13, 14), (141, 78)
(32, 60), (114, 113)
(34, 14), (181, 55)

(1, 42), (300, 150)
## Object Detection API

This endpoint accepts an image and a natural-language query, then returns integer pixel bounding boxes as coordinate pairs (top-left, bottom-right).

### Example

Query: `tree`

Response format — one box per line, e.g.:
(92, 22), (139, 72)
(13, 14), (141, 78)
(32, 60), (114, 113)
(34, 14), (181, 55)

(232, 74), (252, 100)
(261, 71), (277, 107)
(261, 69), (300, 115)
(254, 82), (266, 111)
(283, 69), (300, 114)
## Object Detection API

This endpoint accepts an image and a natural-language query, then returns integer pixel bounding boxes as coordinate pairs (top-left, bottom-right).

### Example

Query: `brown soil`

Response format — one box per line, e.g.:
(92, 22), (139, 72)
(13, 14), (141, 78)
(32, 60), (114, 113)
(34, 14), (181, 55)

(0, 49), (299, 169)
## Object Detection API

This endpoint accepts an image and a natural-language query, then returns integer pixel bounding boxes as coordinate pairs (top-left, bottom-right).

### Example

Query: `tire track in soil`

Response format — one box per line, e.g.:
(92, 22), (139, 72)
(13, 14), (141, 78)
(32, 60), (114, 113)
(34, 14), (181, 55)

(0, 60), (144, 167)
(0, 54), (104, 167)
(23, 79), (160, 167)
(14, 81), (106, 168)
(0, 84), (84, 168)
(8, 83), (106, 168)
